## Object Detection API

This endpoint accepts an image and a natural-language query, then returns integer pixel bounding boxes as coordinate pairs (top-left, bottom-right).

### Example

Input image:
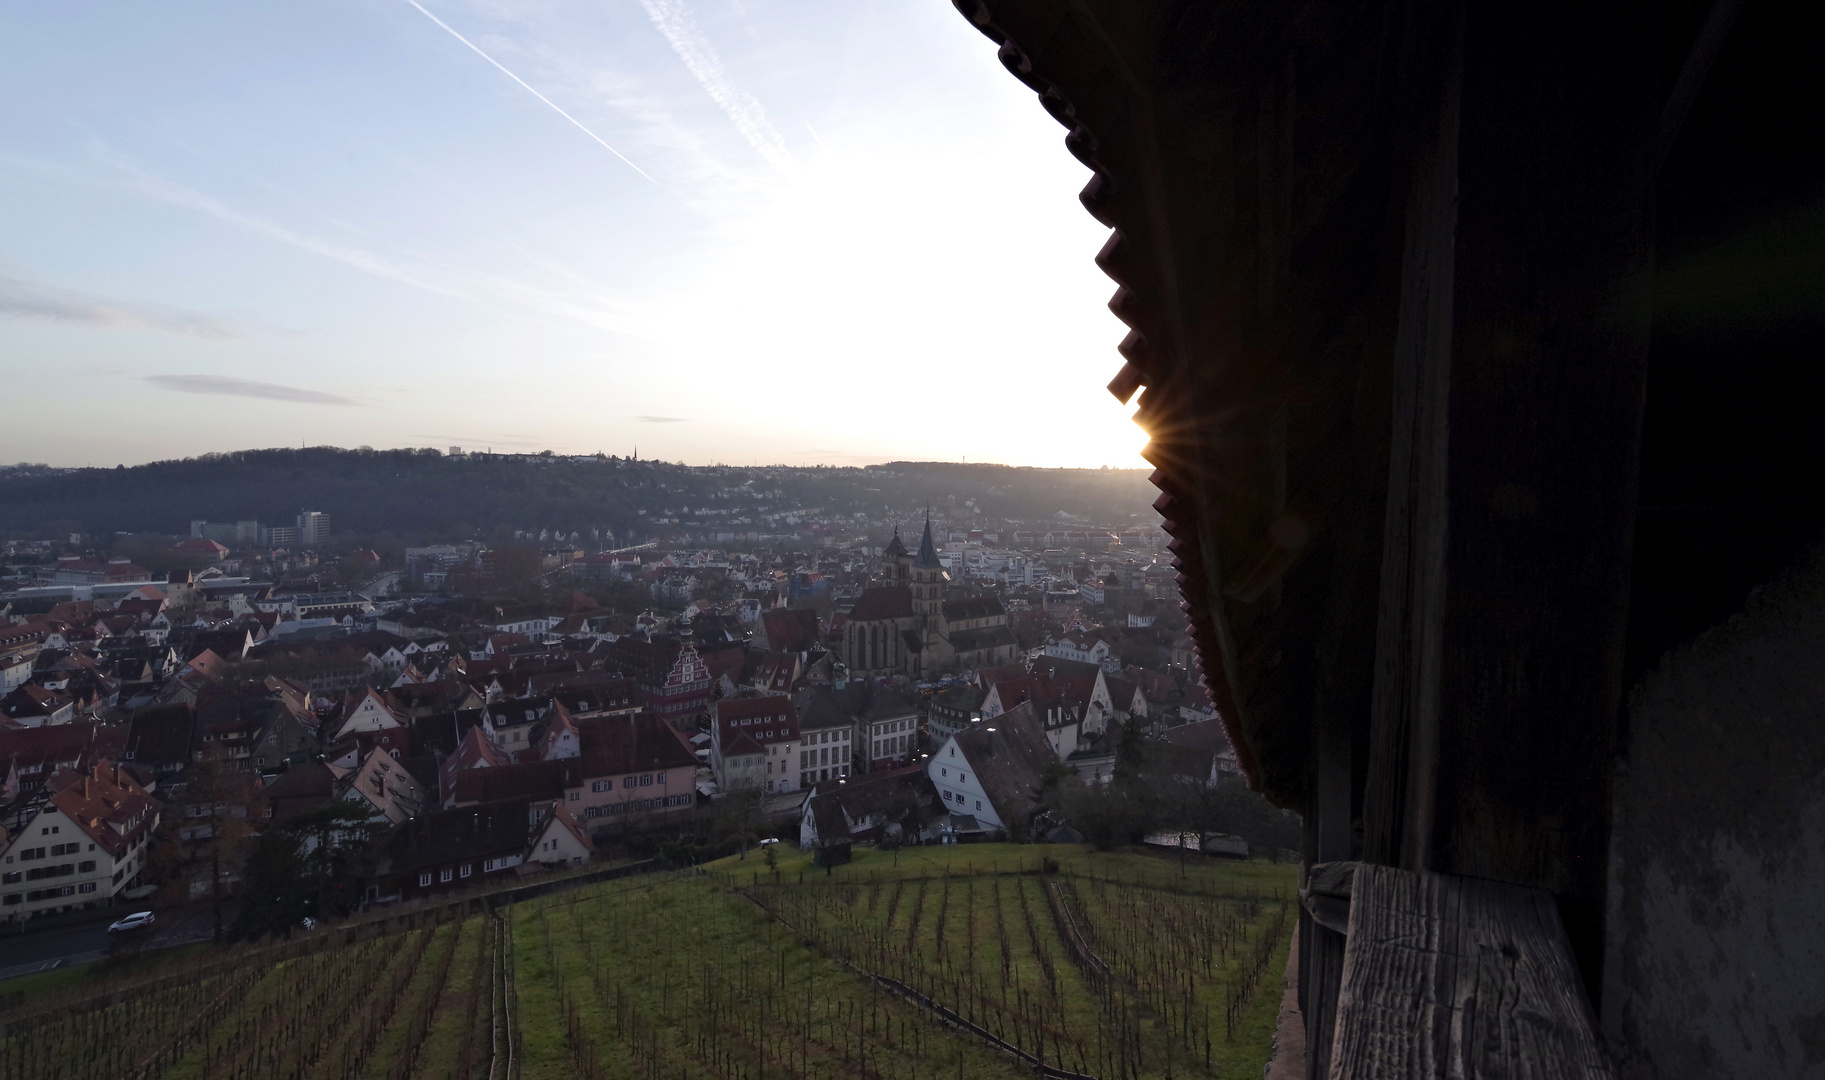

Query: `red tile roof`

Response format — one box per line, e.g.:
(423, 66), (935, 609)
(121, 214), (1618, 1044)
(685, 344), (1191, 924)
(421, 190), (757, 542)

(761, 609), (821, 652)
(849, 586), (914, 622)
(576, 714), (698, 776)
(46, 759), (161, 859)
(713, 696), (799, 746)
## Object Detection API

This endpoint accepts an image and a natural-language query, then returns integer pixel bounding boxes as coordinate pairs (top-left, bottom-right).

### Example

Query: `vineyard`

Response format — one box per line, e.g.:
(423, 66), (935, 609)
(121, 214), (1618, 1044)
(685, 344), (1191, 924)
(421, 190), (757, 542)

(0, 845), (1295, 1080)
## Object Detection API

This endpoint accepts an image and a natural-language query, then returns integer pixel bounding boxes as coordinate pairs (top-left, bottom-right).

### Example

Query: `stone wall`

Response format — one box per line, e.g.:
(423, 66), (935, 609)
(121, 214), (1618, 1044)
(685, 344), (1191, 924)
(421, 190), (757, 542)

(1604, 541), (1825, 1076)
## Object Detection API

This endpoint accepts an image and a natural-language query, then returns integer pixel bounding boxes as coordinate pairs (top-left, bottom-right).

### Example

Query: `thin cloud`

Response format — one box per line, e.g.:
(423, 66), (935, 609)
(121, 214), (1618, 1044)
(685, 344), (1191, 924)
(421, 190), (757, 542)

(97, 152), (652, 337)
(144, 375), (359, 406)
(0, 270), (240, 341)
(402, 0), (655, 184)
(637, 0), (795, 173)
(634, 415), (688, 423)
(101, 153), (463, 299)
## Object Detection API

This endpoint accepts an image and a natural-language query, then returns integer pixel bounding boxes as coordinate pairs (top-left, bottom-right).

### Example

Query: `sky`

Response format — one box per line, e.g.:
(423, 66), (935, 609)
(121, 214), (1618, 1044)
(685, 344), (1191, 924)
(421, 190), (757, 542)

(0, 0), (1143, 470)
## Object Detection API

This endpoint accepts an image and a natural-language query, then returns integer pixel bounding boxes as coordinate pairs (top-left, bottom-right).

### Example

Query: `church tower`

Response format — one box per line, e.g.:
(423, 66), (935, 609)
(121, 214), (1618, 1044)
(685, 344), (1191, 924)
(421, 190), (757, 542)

(883, 526), (911, 585)
(910, 512), (947, 617)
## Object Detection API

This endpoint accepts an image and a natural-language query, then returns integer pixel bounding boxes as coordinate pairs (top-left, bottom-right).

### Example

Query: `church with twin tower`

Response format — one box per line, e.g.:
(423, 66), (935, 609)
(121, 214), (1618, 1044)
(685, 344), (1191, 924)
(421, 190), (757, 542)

(840, 514), (1019, 681)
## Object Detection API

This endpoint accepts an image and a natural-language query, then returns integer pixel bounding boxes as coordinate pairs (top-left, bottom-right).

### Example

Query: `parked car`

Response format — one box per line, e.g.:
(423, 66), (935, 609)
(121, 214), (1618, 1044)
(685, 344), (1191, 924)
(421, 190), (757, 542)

(108, 911), (156, 934)
(758, 837), (781, 847)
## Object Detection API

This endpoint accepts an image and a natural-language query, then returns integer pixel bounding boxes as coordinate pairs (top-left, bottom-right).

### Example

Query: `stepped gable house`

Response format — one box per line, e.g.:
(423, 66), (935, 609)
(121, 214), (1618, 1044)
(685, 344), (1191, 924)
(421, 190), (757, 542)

(841, 516), (1017, 680)
(601, 634), (712, 725)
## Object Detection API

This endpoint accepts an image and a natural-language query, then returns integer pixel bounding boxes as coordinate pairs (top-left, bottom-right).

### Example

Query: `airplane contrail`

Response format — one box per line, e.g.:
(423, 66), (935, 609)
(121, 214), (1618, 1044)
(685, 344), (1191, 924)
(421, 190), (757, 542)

(403, 0), (657, 184)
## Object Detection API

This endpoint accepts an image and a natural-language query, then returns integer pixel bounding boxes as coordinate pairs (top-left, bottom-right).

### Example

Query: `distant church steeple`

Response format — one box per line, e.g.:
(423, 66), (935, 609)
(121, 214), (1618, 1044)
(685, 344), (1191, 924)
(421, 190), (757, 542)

(914, 510), (940, 569)
(910, 510), (945, 618)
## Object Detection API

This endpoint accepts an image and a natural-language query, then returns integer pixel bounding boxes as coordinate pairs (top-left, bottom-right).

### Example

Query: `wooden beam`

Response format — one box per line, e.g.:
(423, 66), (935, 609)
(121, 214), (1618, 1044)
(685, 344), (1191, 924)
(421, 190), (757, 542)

(1361, 3), (1462, 872)
(1329, 864), (1615, 1079)
(1656, 0), (1747, 171)
(1360, 0), (1658, 999)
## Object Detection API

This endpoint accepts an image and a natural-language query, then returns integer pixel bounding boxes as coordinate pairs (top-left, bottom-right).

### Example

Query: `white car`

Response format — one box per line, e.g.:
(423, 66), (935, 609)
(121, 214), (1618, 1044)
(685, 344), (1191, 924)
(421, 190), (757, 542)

(108, 911), (156, 934)
(758, 838), (780, 847)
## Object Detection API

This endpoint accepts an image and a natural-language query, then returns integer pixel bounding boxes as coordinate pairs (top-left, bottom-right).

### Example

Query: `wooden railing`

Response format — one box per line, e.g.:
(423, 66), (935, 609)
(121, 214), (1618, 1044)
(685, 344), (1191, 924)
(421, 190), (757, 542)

(1309, 863), (1614, 1079)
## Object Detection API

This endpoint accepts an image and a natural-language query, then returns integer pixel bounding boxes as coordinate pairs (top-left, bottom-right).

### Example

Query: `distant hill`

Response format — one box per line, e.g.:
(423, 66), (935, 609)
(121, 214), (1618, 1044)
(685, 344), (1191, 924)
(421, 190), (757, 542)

(0, 447), (1155, 544)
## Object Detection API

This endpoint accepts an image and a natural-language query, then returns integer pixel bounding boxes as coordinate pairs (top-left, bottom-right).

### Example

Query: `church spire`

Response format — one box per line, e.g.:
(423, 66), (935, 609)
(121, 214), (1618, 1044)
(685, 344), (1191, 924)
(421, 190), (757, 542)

(915, 509), (940, 569)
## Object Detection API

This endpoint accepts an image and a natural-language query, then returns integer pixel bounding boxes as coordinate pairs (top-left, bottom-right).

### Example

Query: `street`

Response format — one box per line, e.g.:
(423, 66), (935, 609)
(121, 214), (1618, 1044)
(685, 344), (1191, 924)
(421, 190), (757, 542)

(0, 903), (227, 981)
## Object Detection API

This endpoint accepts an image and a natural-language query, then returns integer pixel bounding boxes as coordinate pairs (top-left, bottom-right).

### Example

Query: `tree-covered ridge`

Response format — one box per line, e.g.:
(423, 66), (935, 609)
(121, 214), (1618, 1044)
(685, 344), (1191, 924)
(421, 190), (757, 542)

(0, 448), (1154, 543)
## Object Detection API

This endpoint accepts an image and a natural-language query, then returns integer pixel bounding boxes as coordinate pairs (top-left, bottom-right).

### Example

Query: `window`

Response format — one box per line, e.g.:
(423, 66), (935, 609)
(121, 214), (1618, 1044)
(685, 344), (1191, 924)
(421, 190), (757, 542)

(943, 791), (952, 801)
(79, 861), (95, 873)
(640, 774), (653, 786)
(976, 800), (982, 811)
(1, 895), (16, 906)
(440, 868), (454, 883)
(593, 779), (611, 792)
(623, 776), (636, 788)
(568, 791), (580, 801)
(940, 768), (947, 777)
(88, 844), (95, 851)
(79, 882), (96, 894)
(483, 859), (498, 872)
(419, 873), (432, 887)
(0, 873), (17, 885)
(657, 772), (666, 785)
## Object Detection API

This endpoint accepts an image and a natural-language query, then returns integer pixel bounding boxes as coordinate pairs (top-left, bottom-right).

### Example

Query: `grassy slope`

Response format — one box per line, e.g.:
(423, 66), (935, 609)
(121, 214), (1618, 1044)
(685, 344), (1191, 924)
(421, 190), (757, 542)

(770, 844), (1295, 1079)
(0, 845), (1296, 1080)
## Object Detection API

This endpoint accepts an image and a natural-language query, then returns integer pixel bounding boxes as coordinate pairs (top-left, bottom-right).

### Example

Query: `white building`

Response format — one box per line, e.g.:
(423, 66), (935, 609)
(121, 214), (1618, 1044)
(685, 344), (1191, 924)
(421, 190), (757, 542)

(711, 696), (802, 794)
(1045, 631), (1113, 668)
(0, 761), (161, 922)
(925, 702), (1055, 835)
(297, 510), (331, 547)
(861, 697), (921, 773)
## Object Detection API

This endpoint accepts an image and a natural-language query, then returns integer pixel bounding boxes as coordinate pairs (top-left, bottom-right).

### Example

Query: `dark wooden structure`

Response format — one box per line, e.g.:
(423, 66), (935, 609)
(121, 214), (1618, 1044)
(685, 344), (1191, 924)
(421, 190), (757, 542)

(951, 0), (1825, 1075)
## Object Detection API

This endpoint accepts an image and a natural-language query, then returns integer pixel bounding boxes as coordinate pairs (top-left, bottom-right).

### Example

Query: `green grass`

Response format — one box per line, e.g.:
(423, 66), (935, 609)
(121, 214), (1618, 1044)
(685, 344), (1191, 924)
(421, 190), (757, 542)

(719, 844), (1295, 1080)
(0, 960), (96, 1000)
(0, 940), (213, 1004)
(0, 846), (1296, 1080)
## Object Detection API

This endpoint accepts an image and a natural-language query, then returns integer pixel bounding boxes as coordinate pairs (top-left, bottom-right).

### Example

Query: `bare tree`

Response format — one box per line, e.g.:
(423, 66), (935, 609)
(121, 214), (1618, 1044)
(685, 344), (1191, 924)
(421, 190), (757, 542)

(180, 749), (266, 942)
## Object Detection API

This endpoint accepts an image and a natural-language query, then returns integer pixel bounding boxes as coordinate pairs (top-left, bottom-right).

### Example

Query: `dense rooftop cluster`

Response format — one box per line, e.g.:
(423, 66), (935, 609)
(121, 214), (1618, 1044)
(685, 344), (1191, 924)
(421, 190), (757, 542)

(0, 463), (1249, 931)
